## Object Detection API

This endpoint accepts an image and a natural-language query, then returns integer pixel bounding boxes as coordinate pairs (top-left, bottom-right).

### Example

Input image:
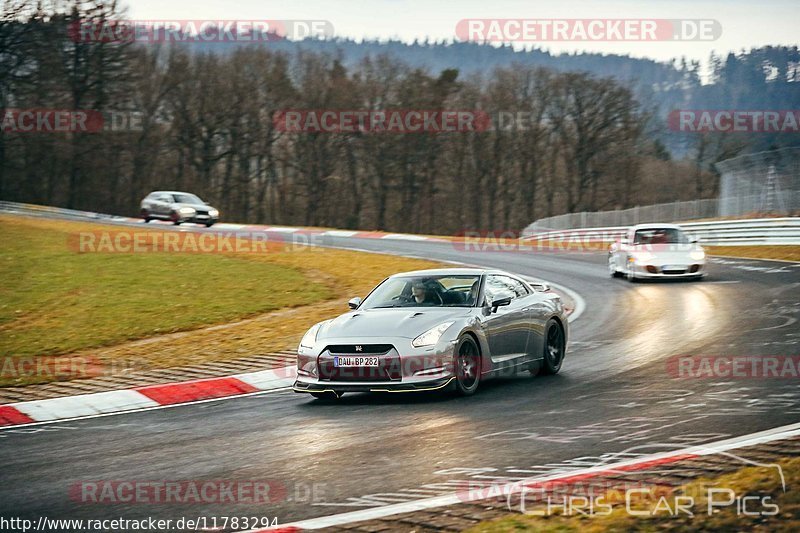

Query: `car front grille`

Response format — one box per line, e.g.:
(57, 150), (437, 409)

(318, 344), (400, 382)
(325, 344), (393, 354)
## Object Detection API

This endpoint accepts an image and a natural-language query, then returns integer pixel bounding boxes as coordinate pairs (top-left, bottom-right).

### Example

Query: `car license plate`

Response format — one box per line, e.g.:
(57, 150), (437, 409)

(334, 356), (379, 367)
(662, 265), (684, 270)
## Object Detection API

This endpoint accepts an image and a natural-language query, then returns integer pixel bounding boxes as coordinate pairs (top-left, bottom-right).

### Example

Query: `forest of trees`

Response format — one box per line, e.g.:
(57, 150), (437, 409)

(1, 1), (798, 233)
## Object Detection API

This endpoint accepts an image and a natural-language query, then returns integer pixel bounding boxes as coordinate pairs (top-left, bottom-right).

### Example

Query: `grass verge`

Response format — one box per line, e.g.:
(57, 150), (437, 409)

(705, 245), (800, 262)
(0, 215), (442, 386)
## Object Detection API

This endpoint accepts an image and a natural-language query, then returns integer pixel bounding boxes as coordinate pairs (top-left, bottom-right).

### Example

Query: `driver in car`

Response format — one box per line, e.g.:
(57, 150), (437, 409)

(408, 282), (438, 306)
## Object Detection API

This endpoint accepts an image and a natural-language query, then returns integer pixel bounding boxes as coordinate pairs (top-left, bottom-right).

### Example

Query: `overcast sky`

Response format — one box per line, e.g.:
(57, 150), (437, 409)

(127, 0), (798, 65)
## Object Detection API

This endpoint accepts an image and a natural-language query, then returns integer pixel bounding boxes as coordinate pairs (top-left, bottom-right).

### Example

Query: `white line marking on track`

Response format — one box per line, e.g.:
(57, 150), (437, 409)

(252, 421), (800, 531)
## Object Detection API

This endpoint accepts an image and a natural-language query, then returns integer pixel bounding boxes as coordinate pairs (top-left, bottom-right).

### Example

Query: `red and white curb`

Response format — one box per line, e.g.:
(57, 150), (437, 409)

(140, 219), (445, 243)
(0, 366), (296, 428)
(250, 421), (800, 531)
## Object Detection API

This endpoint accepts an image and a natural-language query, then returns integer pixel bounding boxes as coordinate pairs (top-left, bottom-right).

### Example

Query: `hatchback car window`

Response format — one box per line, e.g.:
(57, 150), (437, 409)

(172, 193), (204, 204)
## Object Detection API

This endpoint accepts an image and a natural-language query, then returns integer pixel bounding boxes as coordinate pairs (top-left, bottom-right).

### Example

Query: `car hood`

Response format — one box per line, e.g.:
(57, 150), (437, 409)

(629, 244), (703, 263)
(318, 307), (472, 340)
(173, 202), (213, 210)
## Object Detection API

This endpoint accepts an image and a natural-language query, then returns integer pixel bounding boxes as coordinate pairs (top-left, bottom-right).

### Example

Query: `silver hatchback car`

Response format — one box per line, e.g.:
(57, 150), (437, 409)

(294, 268), (569, 399)
(140, 191), (219, 227)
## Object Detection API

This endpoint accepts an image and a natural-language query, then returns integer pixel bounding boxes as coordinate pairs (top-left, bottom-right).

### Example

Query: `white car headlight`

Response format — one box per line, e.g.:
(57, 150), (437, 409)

(208, 208), (219, 217)
(299, 322), (323, 350)
(412, 321), (454, 348)
(690, 250), (705, 261)
(179, 206), (196, 215)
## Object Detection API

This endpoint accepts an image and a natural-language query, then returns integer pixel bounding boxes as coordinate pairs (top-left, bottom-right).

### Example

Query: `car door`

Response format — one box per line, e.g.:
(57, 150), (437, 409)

(482, 274), (532, 365)
(154, 193), (172, 216)
(144, 194), (161, 216)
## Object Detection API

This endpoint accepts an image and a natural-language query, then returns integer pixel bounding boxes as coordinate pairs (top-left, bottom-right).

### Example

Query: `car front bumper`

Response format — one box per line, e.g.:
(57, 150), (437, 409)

(293, 375), (455, 394)
(293, 336), (458, 394)
(628, 261), (706, 278)
(186, 214), (218, 224)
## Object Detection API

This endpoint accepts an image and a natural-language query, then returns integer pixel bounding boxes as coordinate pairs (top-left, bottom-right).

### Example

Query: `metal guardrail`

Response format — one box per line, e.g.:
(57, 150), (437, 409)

(2, 201), (799, 246)
(0, 201), (134, 222)
(521, 218), (800, 246)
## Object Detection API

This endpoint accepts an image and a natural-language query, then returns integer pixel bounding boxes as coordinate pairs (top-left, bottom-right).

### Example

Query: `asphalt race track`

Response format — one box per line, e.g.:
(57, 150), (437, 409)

(1, 216), (799, 528)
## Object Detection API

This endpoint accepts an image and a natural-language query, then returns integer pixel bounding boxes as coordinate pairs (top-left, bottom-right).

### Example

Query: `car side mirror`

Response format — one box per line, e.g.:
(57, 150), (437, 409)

(620, 237), (629, 245)
(530, 282), (550, 293)
(348, 297), (362, 309)
(490, 296), (512, 313)
(205, 201), (211, 205)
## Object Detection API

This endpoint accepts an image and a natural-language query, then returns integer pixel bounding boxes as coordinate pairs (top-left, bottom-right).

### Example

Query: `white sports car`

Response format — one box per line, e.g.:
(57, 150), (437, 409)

(609, 224), (706, 281)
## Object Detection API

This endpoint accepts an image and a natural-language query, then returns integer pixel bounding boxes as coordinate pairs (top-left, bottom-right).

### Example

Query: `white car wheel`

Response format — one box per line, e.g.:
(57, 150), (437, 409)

(626, 262), (638, 282)
(608, 254), (622, 278)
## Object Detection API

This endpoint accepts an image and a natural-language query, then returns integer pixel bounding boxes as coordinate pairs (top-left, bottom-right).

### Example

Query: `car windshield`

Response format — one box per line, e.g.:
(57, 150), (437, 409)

(172, 193), (204, 204)
(633, 228), (689, 245)
(361, 275), (481, 309)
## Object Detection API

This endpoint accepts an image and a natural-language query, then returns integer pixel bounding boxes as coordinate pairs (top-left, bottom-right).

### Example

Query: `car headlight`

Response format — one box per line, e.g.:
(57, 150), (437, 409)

(412, 321), (454, 348)
(630, 251), (653, 263)
(690, 249), (705, 261)
(208, 208), (219, 217)
(299, 322), (323, 350)
(179, 207), (196, 215)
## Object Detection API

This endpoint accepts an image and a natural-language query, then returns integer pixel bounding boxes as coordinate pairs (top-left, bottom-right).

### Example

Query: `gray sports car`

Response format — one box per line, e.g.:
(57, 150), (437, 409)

(293, 268), (568, 399)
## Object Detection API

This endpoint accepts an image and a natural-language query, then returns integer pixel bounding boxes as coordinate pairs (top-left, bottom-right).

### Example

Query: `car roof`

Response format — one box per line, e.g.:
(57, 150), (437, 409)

(630, 223), (682, 230)
(149, 191), (196, 195)
(389, 267), (504, 278)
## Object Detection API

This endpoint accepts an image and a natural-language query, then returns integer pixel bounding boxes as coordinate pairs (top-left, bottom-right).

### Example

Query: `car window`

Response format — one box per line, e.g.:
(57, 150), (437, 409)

(172, 193), (204, 204)
(634, 228), (688, 244)
(360, 274), (481, 309)
(485, 275), (528, 302)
